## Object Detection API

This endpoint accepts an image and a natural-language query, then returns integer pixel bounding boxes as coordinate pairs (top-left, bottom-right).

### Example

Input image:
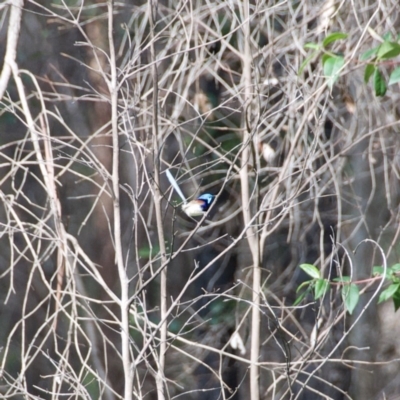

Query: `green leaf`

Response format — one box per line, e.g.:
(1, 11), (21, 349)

(372, 266), (384, 276)
(372, 265), (400, 279)
(374, 68), (387, 96)
(138, 245), (160, 258)
(321, 53), (329, 65)
(342, 284), (360, 315)
(314, 279), (330, 300)
(300, 263), (321, 279)
(391, 263), (400, 273)
(294, 286), (312, 306)
(322, 32), (348, 48)
(393, 289), (400, 311)
(388, 67), (400, 85)
(296, 280), (312, 293)
(378, 283), (400, 304)
(299, 51), (318, 75)
(360, 46), (379, 61)
(304, 42), (320, 50)
(323, 55), (345, 88)
(333, 276), (351, 282)
(383, 32), (392, 41)
(377, 41), (400, 60)
(364, 64), (376, 83)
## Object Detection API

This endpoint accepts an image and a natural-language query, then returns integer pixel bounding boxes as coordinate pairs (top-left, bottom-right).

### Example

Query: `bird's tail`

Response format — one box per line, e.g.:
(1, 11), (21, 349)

(166, 169), (187, 204)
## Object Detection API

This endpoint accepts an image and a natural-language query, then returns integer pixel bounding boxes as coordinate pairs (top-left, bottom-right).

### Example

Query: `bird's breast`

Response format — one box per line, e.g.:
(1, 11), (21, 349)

(182, 200), (207, 217)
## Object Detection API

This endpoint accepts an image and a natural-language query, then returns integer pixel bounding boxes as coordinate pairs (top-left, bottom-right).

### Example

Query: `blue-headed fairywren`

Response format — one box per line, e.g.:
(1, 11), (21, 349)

(182, 193), (215, 217)
(166, 169), (215, 217)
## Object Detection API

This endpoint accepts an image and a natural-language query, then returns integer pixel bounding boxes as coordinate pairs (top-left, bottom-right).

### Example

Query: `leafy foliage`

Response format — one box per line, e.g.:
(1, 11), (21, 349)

(299, 32), (348, 88)
(297, 263), (400, 315)
(301, 30), (400, 96)
(375, 264), (400, 310)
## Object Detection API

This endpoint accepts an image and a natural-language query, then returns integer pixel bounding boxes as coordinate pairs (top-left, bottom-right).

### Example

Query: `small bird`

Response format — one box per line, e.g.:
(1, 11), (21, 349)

(166, 169), (215, 217)
(182, 193), (215, 217)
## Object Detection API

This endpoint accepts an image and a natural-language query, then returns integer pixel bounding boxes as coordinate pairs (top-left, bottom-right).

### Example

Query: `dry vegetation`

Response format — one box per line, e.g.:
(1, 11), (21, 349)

(0, 0), (400, 399)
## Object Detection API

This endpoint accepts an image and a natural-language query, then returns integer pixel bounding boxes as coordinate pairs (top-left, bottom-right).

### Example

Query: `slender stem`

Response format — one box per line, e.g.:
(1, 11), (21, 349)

(240, 1), (260, 399)
(107, 2), (133, 399)
(0, 0), (23, 100)
(148, 1), (167, 399)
